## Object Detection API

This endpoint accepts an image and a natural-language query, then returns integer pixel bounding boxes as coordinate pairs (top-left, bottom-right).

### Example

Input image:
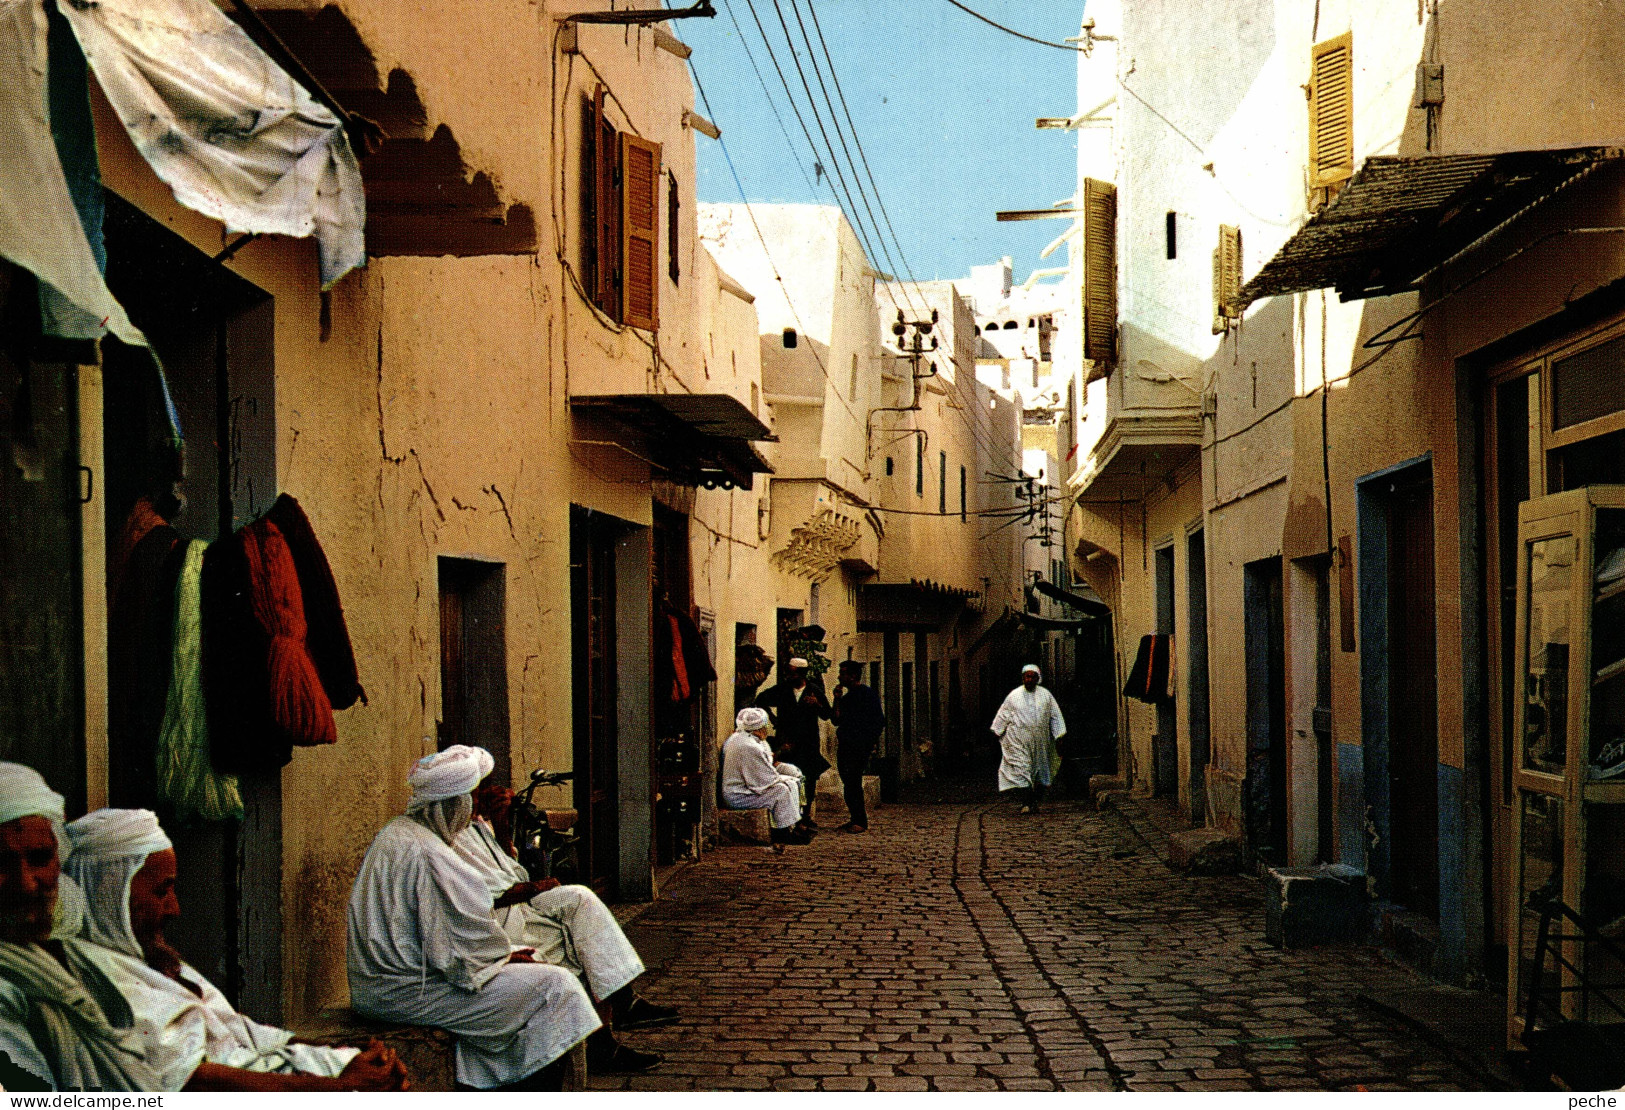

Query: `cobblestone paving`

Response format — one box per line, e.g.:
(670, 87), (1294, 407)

(597, 796), (1487, 1092)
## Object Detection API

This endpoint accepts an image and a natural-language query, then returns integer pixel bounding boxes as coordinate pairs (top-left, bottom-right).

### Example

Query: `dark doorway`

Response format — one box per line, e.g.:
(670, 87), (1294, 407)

(570, 508), (620, 896)
(99, 195), (279, 1017)
(438, 558), (510, 783)
(1244, 557), (1288, 865)
(0, 263), (86, 819)
(1386, 468), (1441, 918)
(1310, 557), (1335, 863)
(1153, 544), (1178, 796)
(1186, 530), (1211, 823)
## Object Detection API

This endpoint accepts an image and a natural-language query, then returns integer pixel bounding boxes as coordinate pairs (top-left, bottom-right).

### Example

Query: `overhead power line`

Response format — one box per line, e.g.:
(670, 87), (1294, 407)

(939, 0), (1083, 51)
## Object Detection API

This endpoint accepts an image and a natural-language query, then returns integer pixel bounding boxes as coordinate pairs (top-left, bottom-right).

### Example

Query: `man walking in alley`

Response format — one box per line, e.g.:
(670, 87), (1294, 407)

(991, 665), (1067, 814)
(755, 658), (832, 827)
(831, 661), (884, 833)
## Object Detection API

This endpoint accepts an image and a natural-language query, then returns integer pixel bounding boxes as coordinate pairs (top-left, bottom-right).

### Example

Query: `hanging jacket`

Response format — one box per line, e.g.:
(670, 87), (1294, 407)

(203, 518), (336, 776)
(1122, 634), (1174, 704)
(264, 493), (365, 710)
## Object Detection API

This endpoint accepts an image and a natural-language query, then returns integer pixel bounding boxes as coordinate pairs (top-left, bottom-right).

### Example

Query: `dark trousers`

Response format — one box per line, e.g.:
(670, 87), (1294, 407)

(837, 742), (873, 826)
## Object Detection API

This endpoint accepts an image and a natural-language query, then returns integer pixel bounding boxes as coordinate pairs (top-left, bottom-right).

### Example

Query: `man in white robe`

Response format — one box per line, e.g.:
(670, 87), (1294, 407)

(64, 808), (407, 1092)
(346, 745), (604, 1089)
(991, 665), (1068, 813)
(721, 707), (812, 847)
(0, 762), (157, 1091)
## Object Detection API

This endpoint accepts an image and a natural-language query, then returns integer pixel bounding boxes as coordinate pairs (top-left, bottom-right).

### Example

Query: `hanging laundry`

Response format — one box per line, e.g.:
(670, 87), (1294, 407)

(660, 610), (692, 704)
(674, 606), (716, 687)
(1122, 633), (1174, 704)
(0, 0), (141, 343)
(264, 494), (365, 710)
(157, 540), (242, 822)
(203, 518), (336, 776)
(54, 0), (366, 289)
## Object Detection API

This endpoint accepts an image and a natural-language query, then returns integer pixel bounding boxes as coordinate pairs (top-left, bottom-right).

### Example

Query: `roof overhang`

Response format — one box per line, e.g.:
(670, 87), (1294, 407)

(1242, 146), (1623, 304)
(857, 579), (979, 631)
(1071, 410), (1202, 502)
(571, 393), (775, 489)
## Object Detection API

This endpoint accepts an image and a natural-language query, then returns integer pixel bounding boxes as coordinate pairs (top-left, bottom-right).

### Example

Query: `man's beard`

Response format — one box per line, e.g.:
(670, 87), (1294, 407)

(0, 896), (55, 944)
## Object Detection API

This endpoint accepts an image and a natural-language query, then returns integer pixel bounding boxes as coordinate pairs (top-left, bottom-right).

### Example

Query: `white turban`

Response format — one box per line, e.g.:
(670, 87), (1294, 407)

(736, 707), (770, 733)
(65, 809), (173, 959)
(407, 745), (495, 812)
(0, 761), (65, 829)
(788, 657), (809, 668)
(1022, 664), (1041, 677)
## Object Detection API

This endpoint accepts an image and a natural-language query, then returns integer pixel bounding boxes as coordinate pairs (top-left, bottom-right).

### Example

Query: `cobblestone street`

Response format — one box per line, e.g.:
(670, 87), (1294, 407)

(597, 792), (1491, 1092)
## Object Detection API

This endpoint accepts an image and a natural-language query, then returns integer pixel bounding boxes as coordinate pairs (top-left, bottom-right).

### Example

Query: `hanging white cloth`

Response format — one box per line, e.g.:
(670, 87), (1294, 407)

(54, 0), (366, 288)
(0, 0), (142, 344)
(79, 945), (355, 1091)
(346, 816), (600, 1089)
(452, 819), (644, 1001)
(991, 685), (1067, 792)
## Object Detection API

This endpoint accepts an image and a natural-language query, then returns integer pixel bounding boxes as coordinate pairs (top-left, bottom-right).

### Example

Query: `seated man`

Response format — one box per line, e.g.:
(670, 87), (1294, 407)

(64, 808), (408, 1092)
(721, 708), (812, 847)
(455, 766), (674, 1073)
(347, 745), (601, 1090)
(0, 762), (157, 1091)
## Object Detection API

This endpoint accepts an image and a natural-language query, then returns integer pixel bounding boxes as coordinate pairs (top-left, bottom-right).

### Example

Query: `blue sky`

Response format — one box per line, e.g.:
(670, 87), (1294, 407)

(682, 1), (1086, 284)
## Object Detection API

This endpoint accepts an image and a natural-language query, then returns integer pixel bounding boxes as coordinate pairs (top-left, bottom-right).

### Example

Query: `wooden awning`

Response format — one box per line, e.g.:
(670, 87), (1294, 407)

(572, 393), (774, 489)
(1242, 147), (1622, 304)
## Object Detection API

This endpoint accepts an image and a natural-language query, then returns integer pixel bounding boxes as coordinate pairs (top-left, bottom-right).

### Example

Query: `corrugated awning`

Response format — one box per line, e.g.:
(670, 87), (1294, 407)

(1241, 146), (1622, 305)
(572, 393), (774, 489)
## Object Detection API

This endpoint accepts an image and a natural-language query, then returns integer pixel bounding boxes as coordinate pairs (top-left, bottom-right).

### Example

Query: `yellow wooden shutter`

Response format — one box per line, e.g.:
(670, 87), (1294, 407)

(1082, 177), (1117, 369)
(1309, 33), (1354, 188)
(1213, 224), (1242, 332)
(621, 133), (661, 331)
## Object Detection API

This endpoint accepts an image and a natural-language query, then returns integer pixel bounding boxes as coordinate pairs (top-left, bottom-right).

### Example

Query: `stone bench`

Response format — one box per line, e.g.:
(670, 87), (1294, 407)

(717, 806), (774, 844)
(1264, 864), (1370, 949)
(301, 1009), (586, 1091)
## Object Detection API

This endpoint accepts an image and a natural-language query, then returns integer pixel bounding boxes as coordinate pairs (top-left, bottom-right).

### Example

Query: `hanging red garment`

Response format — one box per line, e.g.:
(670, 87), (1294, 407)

(665, 611), (691, 703)
(241, 519), (337, 747)
(264, 493), (365, 710)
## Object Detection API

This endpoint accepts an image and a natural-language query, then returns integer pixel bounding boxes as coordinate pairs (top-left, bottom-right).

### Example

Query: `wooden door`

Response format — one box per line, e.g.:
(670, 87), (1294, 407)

(571, 510), (619, 896)
(1388, 473), (1440, 918)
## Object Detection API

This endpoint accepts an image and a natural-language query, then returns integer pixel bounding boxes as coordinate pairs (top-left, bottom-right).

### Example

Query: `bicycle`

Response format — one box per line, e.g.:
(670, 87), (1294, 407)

(510, 768), (581, 884)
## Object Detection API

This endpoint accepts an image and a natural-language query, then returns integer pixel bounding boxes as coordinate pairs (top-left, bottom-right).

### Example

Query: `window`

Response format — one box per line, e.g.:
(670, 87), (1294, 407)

(1082, 176), (1117, 369)
(1002, 320), (1017, 330)
(1308, 33), (1354, 199)
(848, 353), (858, 402)
(667, 171), (680, 285)
(782, 327), (797, 348)
(885, 456), (894, 476)
(1212, 224), (1242, 334)
(939, 451), (947, 514)
(583, 86), (662, 329)
(1165, 210), (1177, 259)
(916, 436), (924, 498)
(959, 465), (967, 522)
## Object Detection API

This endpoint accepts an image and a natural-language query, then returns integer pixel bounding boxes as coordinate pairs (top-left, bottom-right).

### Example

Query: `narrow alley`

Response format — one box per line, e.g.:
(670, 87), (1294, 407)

(597, 791), (1489, 1092)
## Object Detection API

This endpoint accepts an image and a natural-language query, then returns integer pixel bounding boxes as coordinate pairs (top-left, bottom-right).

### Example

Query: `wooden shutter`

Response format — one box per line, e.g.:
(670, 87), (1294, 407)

(1213, 224), (1242, 332)
(594, 86), (621, 319)
(667, 171), (681, 285)
(621, 133), (661, 331)
(1082, 177), (1117, 368)
(1308, 33), (1354, 189)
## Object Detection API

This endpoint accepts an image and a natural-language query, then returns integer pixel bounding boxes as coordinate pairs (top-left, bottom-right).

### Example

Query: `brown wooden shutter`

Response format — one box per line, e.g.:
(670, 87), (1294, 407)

(582, 94), (598, 300)
(1082, 177), (1117, 370)
(1309, 33), (1354, 189)
(667, 171), (681, 285)
(621, 133), (661, 331)
(594, 86), (622, 319)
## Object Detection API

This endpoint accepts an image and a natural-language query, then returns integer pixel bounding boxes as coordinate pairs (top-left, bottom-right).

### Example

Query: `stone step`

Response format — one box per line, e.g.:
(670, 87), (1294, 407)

(1263, 864), (1370, 949)
(813, 774), (882, 824)
(301, 1009), (587, 1091)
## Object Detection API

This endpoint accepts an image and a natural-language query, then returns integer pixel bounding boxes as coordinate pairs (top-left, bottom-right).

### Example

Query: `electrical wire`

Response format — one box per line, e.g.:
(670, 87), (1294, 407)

(939, 0), (1083, 51)
(719, 0), (818, 196)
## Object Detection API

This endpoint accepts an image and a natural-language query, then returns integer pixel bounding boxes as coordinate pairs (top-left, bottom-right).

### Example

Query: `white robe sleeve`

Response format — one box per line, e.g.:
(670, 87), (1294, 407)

(0, 979), (58, 1090)
(1047, 690), (1067, 739)
(991, 691), (1020, 737)
(416, 846), (516, 993)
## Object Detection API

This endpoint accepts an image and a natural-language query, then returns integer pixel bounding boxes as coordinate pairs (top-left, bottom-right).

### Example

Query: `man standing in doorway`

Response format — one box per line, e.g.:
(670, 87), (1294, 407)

(831, 661), (884, 834)
(991, 665), (1067, 814)
(755, 658), (832, 827)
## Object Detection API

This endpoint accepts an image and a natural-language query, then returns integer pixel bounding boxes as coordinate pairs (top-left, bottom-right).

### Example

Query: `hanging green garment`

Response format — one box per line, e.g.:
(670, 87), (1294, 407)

(157, 540), (243, 822)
